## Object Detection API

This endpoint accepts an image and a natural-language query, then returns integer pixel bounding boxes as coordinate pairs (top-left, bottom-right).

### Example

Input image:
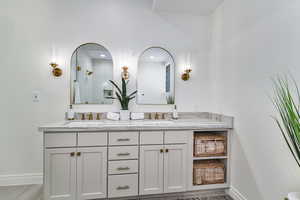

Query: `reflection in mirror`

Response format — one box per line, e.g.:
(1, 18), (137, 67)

(137, 47), (175, 105)
(71, 43), (113, 104)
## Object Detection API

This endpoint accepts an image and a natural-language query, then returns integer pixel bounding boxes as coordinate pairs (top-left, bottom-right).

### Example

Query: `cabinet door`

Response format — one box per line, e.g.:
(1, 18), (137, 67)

(45, 148), (76, 200)
(139, 145), (164, 195)
(77, 147), (107, 200)
(164, 144), (187, 193)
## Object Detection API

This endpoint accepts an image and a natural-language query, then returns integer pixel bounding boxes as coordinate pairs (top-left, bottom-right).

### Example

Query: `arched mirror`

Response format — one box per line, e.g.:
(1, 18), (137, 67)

(70, 43), (113, 104)
(137, 47), (175, 105)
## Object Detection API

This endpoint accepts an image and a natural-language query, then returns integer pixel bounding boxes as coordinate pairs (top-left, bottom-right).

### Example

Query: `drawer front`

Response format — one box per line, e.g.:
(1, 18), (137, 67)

(78, 132), (107, 146)
(165, 131), (188, 144)
(109, 146), (138, 160)
(109, 132), (139, 146)
(45, 133), (76, 148)
(109, 160), (138, 175)
(108, 174), (138, 198)
(140, 131), (163, 145)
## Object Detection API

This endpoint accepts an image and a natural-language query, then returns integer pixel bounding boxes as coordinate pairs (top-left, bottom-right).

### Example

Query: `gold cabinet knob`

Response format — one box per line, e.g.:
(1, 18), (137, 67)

(166, 149), (169, 153)
(77, 152), (81, 156)
(70, 152), (75, 157)
(160, 149), (164, 153)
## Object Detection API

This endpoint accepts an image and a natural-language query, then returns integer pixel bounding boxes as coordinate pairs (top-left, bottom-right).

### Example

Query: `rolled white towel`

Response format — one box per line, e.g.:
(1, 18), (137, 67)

(107, 112), (120, 121)
(131, 112), (144, 120)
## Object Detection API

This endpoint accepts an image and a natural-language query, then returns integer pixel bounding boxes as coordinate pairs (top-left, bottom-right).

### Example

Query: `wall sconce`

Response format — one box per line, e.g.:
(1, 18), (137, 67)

(181, 69), (192, 81)
(121, 66), (129, 80)
(49, 62), (63, 77)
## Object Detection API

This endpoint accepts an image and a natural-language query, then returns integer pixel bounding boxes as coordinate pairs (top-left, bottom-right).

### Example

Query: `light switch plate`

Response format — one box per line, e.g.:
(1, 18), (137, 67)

(32, 91), (40, 102)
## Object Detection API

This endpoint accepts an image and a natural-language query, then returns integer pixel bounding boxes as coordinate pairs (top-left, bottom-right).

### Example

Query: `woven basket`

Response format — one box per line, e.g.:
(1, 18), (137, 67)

(193, 160), (225, 185)
(194, 134), (226, 157)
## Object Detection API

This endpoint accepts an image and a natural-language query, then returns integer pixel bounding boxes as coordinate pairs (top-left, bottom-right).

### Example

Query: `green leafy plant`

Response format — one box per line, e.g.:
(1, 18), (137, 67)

(166, 95), (175, 104)
(109, 78), (137, 110)
(272, 76), (300, 167)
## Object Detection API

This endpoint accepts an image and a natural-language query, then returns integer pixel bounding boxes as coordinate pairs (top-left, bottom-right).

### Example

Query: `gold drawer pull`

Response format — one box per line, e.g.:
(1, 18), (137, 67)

(117, 138), (130, 142)
(117, 153), (130, 156)
(160, 149), (164, 153)
(117, 185), (130, 190)
(166, 149), (169, 153)
(117, 167), (130, 171)
(70, 152), (75, 157)
(77, 152), (81, 156)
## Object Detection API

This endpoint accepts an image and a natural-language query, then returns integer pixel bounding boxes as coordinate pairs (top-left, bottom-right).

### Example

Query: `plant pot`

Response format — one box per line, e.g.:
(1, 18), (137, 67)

(120, 110), (130, 121)
(288, 192), (300, 200)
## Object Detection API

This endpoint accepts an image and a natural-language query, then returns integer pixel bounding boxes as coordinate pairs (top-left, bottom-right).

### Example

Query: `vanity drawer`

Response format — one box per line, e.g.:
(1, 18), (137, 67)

(108, 160), (138, 175)
(140, 131), (163, 145)
(108, 174), (138, 198)
(77, 132), (107, 146)
(44, 133), (76, 148)
(109, 132), (138, 146)
(109, 146), (138, 160)
(165, 131), (188, 144)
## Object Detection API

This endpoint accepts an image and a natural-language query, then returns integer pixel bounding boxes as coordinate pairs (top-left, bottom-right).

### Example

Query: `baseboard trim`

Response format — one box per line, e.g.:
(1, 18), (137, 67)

(0, 173), (43, 186)
(227, 186), (247, 200)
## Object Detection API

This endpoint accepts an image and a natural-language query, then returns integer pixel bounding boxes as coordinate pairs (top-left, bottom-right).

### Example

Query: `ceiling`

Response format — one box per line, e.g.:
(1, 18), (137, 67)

(152, 0), (224, 15)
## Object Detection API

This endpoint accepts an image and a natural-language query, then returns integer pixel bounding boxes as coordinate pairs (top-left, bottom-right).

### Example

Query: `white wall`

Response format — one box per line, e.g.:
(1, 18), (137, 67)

(0, 0), (213, 180)
(211, 0), (300, 199)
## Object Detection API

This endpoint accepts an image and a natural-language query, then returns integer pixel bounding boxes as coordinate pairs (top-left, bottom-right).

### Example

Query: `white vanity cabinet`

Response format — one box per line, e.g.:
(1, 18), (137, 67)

(44, 132), (108, 200)
(43, 128), (231, 200)
(163, 144), (187, 193)
(45, 148), (77, 200)
(76, 147), (107, 200)
(139, 145), (164, 195)
(139, 131), (189, 195)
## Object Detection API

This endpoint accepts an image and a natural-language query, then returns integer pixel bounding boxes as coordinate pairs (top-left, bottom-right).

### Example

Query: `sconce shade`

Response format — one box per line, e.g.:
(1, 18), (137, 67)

(122, 66), (129, 80)
(181, 69), (192, 81)
(49, 62), (62, 77)
(52, 67), (62, 77)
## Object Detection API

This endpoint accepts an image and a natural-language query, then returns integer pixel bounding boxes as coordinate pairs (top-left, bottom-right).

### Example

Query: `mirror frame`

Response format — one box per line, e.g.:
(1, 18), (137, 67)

(70, 42), (114, 105)
(136, 46), (176, 105)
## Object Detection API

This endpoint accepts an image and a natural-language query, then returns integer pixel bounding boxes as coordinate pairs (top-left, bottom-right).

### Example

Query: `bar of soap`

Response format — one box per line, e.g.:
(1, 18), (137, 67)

(131, 112), (145, 120)
(107, 112), (120, 121)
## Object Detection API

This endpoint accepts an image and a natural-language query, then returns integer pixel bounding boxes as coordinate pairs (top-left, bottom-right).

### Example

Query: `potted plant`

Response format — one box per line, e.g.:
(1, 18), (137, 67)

(272, 76), (300, 200)
(109, 78), (137, 120)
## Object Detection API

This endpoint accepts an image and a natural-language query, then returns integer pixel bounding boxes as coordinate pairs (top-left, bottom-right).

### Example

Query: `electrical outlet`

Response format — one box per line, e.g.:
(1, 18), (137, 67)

(32, 91), (40, 102)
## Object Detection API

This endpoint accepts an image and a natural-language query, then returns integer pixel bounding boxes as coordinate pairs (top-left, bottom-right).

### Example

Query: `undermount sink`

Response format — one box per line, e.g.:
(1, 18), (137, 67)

(64, 121), (105, 127)
(64, 120), (175, 127)
(137, 120), (175, 125)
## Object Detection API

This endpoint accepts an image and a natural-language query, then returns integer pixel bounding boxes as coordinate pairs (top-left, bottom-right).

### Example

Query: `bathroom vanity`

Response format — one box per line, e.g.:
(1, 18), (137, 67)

(39, 113), (233, 200)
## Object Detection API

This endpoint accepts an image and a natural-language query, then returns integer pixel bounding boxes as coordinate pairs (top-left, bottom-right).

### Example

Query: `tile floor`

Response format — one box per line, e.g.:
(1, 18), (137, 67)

(0, 185), (233, 200)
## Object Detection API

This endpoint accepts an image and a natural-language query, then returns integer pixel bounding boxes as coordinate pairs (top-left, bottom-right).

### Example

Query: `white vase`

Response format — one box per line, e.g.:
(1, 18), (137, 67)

(120, 110), (130, 121)
(288, 192), (300, 200)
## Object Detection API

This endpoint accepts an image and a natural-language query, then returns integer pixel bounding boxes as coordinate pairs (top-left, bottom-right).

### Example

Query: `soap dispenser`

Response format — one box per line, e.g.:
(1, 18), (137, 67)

(67, 105), (75, 120)
(172, 105), (178, 120)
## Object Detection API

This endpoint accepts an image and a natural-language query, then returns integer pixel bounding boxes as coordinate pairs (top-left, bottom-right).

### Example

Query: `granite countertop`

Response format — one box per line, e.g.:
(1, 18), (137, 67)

(39, 113), (234, 132)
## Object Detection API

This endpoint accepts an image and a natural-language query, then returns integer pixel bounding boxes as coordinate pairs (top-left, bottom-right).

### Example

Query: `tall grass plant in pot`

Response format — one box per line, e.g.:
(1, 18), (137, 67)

(272, 76), (300, 200)
(109, 78), (137, 120)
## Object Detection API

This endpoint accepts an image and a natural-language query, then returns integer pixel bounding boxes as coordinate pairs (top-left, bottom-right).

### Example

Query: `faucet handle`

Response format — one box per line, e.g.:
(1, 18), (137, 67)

(88, 113), (93, 120)
(81, 113), (85, 120)
(96, 113), (101, 120)
(155, 112), (159, 120)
